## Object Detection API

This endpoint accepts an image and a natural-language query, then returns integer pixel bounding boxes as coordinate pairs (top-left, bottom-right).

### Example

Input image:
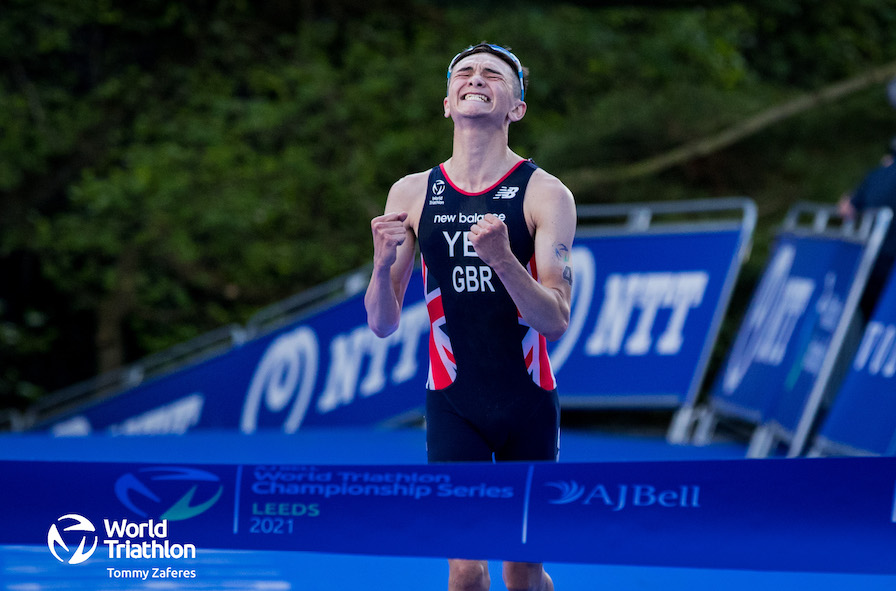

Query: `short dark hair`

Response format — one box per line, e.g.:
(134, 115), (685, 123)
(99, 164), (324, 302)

(447, 42), (529, 100)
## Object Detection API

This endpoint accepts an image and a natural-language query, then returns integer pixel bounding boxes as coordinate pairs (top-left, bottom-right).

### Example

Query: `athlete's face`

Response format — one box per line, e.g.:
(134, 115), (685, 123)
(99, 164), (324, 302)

(444, 53), (526, 123)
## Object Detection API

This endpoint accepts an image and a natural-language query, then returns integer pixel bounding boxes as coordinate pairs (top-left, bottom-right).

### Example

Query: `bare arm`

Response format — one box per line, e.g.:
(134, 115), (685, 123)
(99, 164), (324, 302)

(469, 170), (576, 341)
(364, 174), (425, 337)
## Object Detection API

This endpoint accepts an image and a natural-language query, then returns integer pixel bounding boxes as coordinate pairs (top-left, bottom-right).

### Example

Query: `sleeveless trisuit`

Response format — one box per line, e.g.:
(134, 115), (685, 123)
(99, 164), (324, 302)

(416, 160), (560, 462)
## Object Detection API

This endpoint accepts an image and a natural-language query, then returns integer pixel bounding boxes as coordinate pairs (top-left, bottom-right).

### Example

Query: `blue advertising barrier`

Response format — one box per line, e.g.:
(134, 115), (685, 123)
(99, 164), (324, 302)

(554, 199), (755, 442)
(554, 215), (748, 407)
(41, 273), (430, 436)
(813, 268), (896, 455)
(696, 203), (892, 456)
(38, 199), (755, 441)
(3, 456), (895, 575)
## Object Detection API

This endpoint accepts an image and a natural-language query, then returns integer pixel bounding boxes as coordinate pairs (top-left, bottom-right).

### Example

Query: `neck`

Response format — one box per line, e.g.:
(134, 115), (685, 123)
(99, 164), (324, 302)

(444, 124), (520, 192)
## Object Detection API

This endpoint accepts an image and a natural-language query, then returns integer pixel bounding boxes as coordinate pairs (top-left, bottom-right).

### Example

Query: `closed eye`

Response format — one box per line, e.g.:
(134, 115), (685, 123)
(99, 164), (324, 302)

(453, 66), (506, 81)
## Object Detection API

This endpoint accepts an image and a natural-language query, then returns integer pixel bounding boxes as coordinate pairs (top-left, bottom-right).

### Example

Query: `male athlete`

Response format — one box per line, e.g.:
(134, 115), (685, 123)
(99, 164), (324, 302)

(365, 43), (576, 591)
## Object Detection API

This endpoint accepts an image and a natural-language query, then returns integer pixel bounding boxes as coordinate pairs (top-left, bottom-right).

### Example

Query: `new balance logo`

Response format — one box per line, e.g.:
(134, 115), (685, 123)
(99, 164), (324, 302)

(494, 186), (519, 199)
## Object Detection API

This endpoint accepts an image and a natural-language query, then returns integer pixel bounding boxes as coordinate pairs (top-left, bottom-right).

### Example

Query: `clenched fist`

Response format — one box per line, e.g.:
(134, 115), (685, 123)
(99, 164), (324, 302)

(370, 211), (409, 269)
(469, 213), (513, 267)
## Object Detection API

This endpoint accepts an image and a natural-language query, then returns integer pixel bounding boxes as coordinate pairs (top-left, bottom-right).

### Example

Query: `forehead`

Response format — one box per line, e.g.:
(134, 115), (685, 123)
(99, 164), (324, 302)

(451, 52), (516, 76)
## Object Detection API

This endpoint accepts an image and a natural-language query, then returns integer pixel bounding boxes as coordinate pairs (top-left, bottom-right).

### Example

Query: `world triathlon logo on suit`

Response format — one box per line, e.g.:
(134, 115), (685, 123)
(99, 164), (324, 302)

(429, 180), (446, 205)
(545, 480), (701, 512)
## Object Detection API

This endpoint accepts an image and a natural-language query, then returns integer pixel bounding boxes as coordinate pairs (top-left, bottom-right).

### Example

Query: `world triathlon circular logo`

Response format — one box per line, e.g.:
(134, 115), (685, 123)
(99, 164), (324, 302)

(47, 514), (99, 565)
(115, 466), (224, 521)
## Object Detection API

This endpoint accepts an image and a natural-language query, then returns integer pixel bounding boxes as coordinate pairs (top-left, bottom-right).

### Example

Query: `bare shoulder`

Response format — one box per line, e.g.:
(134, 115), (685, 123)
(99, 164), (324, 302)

(529, 168), (575, 203)
(386, 170), (430, 229)
(526, 168), (576, 227)
(387, 171), (429, 210)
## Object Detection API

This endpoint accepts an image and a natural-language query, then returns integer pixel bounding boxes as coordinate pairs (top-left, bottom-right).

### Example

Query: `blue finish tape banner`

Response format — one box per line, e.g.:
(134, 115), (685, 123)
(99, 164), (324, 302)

(42, 227), (747, 436)
(3, 457), (894, 575)
(709, 233), (863, 426)
(818, 270), (896, 454)
(550, 228), (744, 407)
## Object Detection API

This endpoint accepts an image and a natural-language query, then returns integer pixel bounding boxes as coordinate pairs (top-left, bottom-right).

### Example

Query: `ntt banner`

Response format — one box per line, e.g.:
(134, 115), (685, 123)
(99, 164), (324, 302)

(816, 269), (896, 454)
(709, 233), (864, 426)
(3, 457), (894, 574)
(42, 273), (431, 436)
(550, 227), (745, 407)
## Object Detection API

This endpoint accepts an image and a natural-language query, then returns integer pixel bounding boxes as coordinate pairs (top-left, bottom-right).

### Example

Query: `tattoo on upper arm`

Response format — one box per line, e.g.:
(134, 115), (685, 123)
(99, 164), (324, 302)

(554, 243), (570, 262)
(554, 243), (573, 286)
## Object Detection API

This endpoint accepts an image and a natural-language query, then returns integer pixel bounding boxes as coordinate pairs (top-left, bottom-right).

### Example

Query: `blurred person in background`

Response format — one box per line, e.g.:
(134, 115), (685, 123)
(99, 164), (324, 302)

(837, 135), (896, 319)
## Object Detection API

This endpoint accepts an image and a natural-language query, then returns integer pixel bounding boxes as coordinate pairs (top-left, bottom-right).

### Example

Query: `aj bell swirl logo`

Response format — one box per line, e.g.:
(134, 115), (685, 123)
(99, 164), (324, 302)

(115, 467), (224, 521)
(545, 481), (586, 504)
(47, 514), (98, 565)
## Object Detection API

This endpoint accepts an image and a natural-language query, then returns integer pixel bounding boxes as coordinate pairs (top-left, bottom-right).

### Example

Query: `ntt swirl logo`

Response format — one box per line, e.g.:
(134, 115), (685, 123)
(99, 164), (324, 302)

(47, 514), (99, 565)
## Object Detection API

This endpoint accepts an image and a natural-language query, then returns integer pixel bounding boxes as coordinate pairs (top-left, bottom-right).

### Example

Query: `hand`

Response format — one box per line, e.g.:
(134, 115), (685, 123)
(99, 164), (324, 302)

(469, 213), (513, 267)
(836, 195), (856, 219)
(371, 212), (409, 269)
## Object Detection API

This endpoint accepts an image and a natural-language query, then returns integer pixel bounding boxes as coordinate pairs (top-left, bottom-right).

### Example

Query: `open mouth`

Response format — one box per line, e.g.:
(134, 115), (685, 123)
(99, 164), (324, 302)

(462, 93), (490, 102)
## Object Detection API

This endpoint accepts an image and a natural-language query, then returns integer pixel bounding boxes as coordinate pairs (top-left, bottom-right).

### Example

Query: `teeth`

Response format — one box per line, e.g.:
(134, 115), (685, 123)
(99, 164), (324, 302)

(463, 94), (489, 102)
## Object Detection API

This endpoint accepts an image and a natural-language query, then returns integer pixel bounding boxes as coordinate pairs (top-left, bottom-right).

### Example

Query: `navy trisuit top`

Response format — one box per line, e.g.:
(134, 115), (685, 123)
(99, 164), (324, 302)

(416, 159), (560, 462)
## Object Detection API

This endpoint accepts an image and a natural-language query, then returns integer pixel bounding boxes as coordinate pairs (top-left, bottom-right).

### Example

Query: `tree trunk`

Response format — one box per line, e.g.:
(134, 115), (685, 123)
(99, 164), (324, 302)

(565, 60), (896, 192)
(95, 247), (139, 374)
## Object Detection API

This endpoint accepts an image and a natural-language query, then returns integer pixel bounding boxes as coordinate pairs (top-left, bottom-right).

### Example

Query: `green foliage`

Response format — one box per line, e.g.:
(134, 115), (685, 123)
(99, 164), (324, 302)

(3, 0), (896, 406)
(745, 0), (896, 86)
